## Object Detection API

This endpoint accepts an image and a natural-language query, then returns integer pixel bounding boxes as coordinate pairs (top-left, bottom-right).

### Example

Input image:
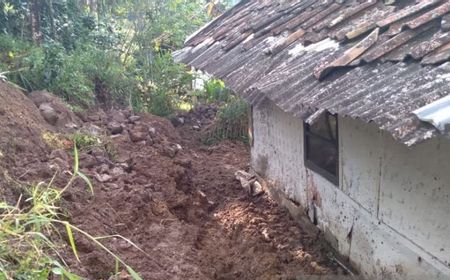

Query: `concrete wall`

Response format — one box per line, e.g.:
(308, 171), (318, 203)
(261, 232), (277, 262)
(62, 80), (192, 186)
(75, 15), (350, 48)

(251, 100), (450, 280)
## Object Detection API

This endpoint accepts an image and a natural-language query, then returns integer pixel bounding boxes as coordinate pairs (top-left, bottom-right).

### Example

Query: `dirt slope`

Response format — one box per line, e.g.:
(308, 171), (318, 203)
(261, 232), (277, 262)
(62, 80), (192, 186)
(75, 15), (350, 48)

(61, 109), (343, 279)
(0, 82), (52, 204)
(0, 82), (344, 279)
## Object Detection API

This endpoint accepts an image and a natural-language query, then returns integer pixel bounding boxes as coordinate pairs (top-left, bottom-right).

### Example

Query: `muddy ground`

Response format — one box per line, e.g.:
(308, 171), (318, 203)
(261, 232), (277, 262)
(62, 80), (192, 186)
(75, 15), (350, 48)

(0, 82), (346, 279)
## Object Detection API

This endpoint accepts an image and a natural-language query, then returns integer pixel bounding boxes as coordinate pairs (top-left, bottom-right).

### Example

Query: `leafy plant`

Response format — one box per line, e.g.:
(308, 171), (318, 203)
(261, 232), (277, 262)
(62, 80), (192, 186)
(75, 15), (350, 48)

(42, 132), (72, 150)
(203, 78), (231, 103)
(71, 133), (101, 150)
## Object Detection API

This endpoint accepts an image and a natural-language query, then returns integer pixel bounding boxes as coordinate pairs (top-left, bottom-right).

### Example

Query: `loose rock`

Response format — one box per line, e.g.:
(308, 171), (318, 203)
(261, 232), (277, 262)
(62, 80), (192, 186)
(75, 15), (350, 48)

(129, 130), (147, 142)
(107, 121), (123, 135)
(129, 115), (141, 123)
(39, 103), (58, 125)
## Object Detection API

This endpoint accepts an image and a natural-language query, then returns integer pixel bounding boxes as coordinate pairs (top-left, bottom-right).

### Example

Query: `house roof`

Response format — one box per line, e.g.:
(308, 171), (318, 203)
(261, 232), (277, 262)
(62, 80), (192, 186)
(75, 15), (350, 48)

(174, 0), (450, 146)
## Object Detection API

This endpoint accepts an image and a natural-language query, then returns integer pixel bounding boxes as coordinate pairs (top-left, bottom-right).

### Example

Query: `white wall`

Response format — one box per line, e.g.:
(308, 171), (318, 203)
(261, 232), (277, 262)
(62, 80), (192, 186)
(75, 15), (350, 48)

(251, 100), (450, 280)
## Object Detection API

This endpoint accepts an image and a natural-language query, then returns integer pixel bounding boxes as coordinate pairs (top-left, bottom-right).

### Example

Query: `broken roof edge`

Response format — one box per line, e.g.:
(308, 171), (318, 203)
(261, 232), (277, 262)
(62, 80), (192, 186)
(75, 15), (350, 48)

(414, 93), (450, 132)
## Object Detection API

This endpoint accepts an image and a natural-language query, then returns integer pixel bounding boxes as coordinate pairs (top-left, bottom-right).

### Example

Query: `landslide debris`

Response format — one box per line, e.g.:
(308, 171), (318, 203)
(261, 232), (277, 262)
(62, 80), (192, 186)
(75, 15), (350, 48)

(0, 82), (344, 279)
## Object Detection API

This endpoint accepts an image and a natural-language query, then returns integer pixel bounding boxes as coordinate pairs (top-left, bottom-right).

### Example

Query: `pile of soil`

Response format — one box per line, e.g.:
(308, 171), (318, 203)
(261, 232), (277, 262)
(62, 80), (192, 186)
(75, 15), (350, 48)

(0, 82), (345, 279)
(0, 82), (52, 204)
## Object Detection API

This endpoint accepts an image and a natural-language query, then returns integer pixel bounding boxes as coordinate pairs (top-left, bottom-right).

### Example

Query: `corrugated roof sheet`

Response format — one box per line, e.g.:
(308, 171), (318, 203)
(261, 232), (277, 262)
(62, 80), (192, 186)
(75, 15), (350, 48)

(174, 0), (450, 146)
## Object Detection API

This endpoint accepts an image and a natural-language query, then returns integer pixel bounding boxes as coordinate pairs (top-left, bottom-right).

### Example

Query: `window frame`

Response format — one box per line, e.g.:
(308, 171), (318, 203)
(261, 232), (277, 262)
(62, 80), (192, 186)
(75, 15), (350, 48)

(303, 113), (339, 186)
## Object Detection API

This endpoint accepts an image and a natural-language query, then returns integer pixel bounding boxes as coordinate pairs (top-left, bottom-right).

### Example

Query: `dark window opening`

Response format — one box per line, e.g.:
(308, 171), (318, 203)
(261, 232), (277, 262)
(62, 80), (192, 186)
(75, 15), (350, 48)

(304, 113), (339, 185)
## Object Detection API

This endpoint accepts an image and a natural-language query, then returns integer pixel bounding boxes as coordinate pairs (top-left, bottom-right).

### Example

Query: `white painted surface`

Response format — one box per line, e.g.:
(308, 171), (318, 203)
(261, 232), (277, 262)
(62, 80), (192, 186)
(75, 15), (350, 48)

(251, 99), (307, 206)
(340, 117), (382, 216)
(251, 100), (450, 280)
(380, 135), (450, 267)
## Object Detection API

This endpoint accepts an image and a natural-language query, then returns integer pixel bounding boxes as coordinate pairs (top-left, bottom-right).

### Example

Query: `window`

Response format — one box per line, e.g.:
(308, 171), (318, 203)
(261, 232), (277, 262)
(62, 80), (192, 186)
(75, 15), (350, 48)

(304, 113), (339, 185)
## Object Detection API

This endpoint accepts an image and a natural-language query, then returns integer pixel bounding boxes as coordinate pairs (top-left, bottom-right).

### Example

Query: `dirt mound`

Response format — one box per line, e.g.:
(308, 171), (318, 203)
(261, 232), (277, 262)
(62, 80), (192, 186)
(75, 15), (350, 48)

(0, 82), (345, 279)
(0, 82), (53, 203)
(58, 109), (343, 279)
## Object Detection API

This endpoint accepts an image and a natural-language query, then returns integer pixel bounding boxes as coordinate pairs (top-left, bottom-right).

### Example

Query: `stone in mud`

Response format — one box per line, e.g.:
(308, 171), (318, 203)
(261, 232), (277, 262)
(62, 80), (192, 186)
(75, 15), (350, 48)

(162, 145), (178, 158)
(148, 127), (157, 136)
(110, 166), (125, 177)
(39, 103), (58, 125)
(79, 153), (97, 169)
(252, 181), (264, 197)
(129, 129), (147, 142)
(107, 121), (123, 135)
(94, 173), (113, 183)
(49, 149), (69, 162)
(29, 90), (54, 107)
(129, 115), (141, 123)
(170, 117), (185, 127)
(97, 163), (110, 174)
(49, 158), (69, 171)
(110, 110), (127, 123)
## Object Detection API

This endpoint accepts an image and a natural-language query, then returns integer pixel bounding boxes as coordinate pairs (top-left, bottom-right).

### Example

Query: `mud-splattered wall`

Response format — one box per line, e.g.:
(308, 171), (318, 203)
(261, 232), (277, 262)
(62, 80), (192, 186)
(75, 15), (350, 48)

(251, 99), (450, 280)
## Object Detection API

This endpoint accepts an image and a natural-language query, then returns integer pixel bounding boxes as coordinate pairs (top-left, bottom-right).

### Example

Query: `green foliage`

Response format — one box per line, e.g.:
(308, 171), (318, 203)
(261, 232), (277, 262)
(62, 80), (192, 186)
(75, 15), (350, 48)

(217, 96), (248, 122)
(202, 95), (249, 145)
(71, 133), (101, 150)
(203, 78), (231, 103)
(0, 0), (208, 113)
(0, 0), (246, 122)
(132, 52), (194, 116)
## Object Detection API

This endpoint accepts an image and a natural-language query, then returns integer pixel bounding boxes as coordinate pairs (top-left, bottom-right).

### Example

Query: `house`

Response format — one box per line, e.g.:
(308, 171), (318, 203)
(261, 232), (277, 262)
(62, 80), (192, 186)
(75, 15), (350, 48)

(174, 0), (450, 279)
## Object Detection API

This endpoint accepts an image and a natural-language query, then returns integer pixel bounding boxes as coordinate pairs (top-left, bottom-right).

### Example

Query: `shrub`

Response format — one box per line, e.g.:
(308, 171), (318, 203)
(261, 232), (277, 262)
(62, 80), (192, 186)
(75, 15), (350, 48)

(201, 96), (249, 145)
(203, 78), (231, 103)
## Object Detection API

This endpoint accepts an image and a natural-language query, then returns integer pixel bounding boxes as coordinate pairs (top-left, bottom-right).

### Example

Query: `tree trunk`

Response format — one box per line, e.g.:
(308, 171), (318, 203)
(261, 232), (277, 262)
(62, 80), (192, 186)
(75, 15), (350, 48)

(89, 0), (97, 15)
(29, 0), (42, 44)
(47, 0), (56, 39)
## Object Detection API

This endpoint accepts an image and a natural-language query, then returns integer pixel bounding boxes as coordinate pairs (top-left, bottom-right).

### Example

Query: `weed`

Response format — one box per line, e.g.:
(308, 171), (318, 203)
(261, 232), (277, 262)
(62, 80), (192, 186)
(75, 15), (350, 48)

(42, 132), (72, 150)
(71, 133), (101, 151)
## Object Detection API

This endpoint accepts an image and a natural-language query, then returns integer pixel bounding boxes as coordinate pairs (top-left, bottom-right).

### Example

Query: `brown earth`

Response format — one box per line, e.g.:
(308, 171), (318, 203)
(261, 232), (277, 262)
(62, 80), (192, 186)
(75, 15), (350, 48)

(0, 82), (346, 280)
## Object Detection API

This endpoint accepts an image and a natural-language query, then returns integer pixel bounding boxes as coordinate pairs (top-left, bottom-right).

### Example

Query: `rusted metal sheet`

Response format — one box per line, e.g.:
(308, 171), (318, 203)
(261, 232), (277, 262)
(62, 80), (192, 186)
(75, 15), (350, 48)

(269, 28), (306, 55)
(283, 8), (322, 32)
(256, 0), (316, 37)
(314, 28), (379, 79)
(302, 3), (342, 29)
(381, 31), (435, 62)
(422, 41), (450, 64)
(405, 2), (450, 30)
(442, 13), (450, 31)
(410, 31), (450, 59)
(345, 22), (377, 40)
(328, 0), (377, 29)
(376, 0), (442, 28)
(360, 25), (432, 63)
(331, 5), (395, 41)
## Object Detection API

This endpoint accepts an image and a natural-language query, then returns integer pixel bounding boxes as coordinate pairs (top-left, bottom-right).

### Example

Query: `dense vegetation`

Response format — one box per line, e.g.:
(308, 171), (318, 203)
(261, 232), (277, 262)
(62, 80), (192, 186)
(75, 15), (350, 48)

(0, 0), (239, 115)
